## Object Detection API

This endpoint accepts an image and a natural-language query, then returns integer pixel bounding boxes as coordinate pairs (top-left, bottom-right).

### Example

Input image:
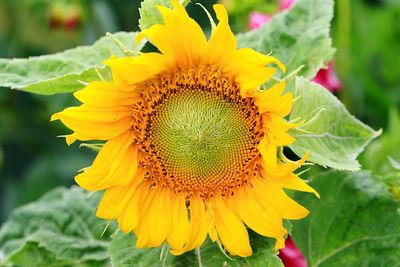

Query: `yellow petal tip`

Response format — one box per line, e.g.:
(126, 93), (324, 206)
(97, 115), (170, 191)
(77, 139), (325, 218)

(213, 4), (228, 22)
(50, 113), (60, 121)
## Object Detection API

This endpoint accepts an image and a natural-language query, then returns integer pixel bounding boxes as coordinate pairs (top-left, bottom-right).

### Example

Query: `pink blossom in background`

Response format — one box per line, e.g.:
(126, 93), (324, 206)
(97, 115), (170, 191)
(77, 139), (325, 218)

(280, 0), (295, 10)
(278, 237), (308, 267)
(312, 61), (342, 92)
(248, 0), (295, 30)
(248, 12), (272, 30)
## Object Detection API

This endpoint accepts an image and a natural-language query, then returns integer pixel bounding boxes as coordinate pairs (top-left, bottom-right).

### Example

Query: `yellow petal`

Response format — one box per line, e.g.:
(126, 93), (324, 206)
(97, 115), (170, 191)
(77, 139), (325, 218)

(264, 114), (297, 133)
(96, 170), (145, 220)
(229, 188), (287, 238)
(117, 181), (148, 233)
(205, 4), (236, 65)
(261, 151), (319, 198)
(243, 186), (287, 250)
(254, 81), (293, 116)
(135, 187), (171, 248)
(167, 193), (190, 252)
(53, 105), (131, 123)
(252, 177), (309, 220)
(258, 133), (278, 169)
(269, 128), (296, 146)
(224, 48), (285, 74)
(74, 131), (136, 190)
(64, 132), (91, 146)
(269, 93), (293, 117)
(205, 203), (218, 242)
(173, 196), (207, 255)
(213, 196), (252, 257)
(51, 106), (133, 144)
(96, 145), (139, 186)
(74, 81), (140, 107)
(266, 172), (319, 198)
(137, 0), (207, 68)
(219, 42), (285, 96)
(104, 53), (172, 85)
(238, 67), (277, 97)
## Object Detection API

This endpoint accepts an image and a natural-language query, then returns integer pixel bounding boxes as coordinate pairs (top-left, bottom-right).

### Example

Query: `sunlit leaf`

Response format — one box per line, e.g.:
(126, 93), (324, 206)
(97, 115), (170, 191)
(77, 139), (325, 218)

(289, 77), (380, 171)
(0, 32), (144, 95)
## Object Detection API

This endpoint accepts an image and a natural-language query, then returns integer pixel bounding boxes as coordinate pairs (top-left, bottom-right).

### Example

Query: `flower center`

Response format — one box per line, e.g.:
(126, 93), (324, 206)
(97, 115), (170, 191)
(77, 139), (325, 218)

(148, 89), (254, 188)
(135, 67), (263, 198)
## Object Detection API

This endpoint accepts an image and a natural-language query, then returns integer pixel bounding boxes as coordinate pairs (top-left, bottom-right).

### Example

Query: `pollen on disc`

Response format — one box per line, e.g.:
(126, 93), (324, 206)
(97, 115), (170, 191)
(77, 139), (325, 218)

(147, 89), (255, 188)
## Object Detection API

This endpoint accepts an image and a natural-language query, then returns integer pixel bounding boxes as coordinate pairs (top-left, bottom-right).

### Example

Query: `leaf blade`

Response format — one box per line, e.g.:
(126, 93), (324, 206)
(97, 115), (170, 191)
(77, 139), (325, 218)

(292, 170), (400, 267)
(0, 187), (116, 267)
(289, 77), (380, 170)
(0, 32), (144, 95)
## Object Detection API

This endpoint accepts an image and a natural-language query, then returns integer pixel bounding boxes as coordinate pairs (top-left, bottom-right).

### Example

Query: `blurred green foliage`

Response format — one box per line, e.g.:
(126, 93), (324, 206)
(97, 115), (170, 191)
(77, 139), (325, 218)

(333, 0), (400, 128)
(361, 107), (400, 175)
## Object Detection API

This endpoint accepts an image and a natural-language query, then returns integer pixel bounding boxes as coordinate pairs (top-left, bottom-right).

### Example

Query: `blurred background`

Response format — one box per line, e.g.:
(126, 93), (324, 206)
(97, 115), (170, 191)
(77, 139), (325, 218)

(0, 0), (399, 223)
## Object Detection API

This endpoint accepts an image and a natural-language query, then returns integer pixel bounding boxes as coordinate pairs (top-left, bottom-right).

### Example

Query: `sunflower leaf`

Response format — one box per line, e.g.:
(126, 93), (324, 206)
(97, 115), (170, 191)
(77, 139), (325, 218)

(139, 0), (171, 31)
(0, 32), (144, 95)
(289, 77), (380, 171)
(109, 231), (284, 267)
(108, 232), (170, 267)
(236, 0), (335, 80)
(291, 170), (400, 267)
(0, 187), (116, 267)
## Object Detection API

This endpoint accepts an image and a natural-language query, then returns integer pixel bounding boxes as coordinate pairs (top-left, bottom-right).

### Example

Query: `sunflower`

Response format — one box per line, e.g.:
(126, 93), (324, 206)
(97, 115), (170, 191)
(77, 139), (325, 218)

(51, 0), (318, 257)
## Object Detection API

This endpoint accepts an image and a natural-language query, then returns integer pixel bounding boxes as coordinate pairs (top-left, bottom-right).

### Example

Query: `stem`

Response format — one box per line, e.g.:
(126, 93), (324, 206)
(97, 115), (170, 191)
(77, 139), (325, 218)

(106, 32), (140, 57)
(282, 65), (304, 82)
(195, 248), (203, 267)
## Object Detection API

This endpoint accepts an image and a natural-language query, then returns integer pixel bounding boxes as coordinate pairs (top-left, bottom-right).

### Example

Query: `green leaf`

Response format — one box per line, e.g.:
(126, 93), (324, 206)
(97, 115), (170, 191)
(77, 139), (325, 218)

(388, 156), (400, 171)
(382, 172), (400, 200)
(236, 0), (335, 79)
(0, 32), (145, 95)
(291, 170), (400, 267)
(139, 0), (171, 31)
(360, 108), (400, 174)
(109, 231), (284, 267)
(0, 187), (116, 267)
(289, 77), (380, 171)
(139, 0), (190, 31)
(108, 232), (168, 267)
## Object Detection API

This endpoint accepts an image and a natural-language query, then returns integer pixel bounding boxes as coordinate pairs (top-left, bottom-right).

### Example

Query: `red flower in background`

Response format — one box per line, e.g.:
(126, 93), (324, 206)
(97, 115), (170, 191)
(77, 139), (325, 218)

(248, 0), (341, 93)
(278, 237), (307, 267)
(312, 61), (341, 93)
(280, 0), (295, 10)
(248, 12), (272, 30)
(49, 2), (82, 31)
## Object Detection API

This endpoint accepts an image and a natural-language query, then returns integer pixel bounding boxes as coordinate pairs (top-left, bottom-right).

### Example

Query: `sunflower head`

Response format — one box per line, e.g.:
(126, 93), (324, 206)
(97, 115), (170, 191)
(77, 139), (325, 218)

(52, 0), (318, 257)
